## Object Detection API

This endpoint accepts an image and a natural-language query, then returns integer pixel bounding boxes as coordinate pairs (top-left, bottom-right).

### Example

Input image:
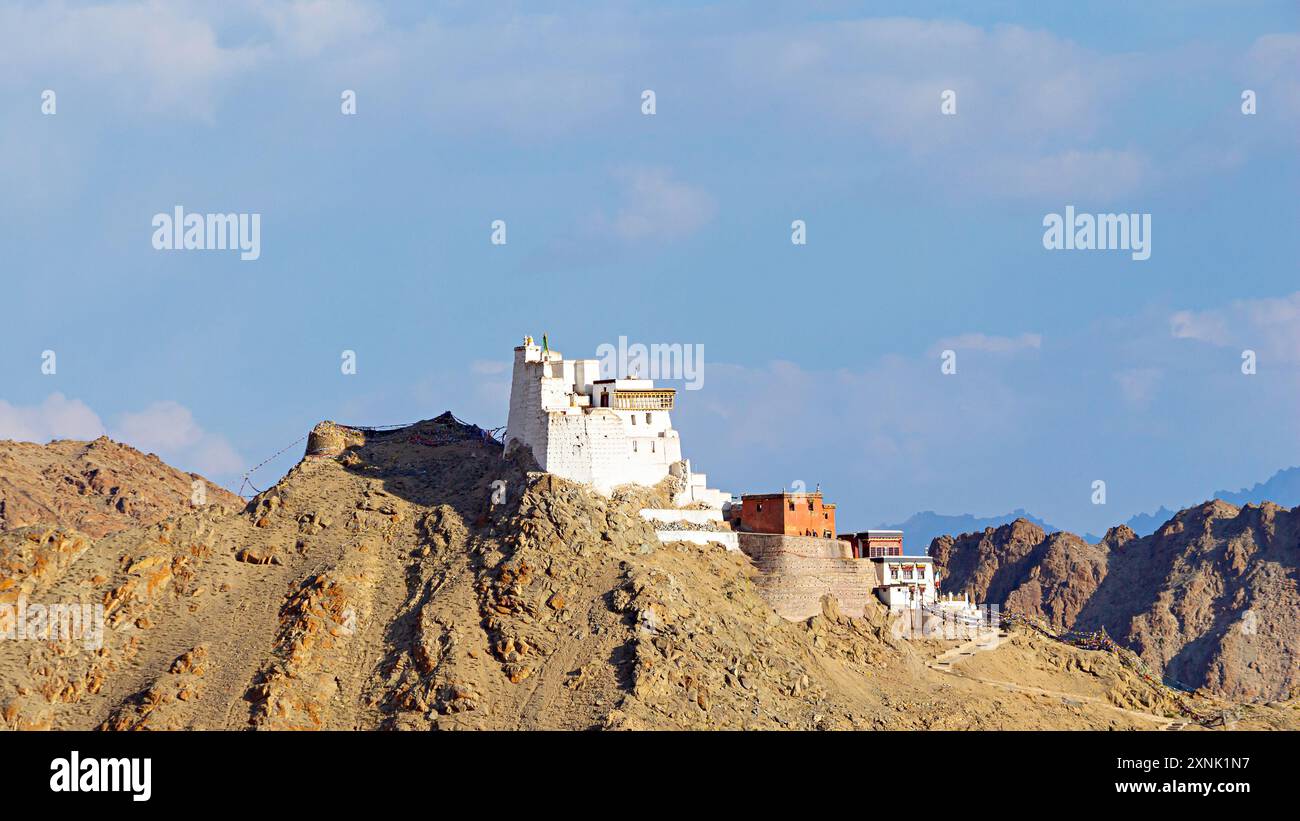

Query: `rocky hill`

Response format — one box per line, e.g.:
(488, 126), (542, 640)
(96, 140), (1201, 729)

(931, 504), (1300, 702)
(930, 520), (1107, 631)
(6, 414), (1284, 730)
(0, 437), (241, 538)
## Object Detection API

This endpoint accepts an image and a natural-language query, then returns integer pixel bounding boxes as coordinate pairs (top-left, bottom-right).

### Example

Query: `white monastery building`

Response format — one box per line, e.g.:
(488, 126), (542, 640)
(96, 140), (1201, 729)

(871, 554), (937, 611)
(505, 337), (729, 508)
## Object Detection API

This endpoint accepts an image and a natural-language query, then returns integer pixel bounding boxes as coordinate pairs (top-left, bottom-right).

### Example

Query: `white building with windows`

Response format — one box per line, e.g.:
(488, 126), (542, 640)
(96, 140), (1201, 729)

(870, 554), (937, 611)
(505, 337), (728, 507)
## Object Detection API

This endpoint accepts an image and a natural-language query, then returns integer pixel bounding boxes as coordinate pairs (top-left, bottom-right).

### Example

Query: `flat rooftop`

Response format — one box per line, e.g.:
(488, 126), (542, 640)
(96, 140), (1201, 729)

(742, 491), (828, 500)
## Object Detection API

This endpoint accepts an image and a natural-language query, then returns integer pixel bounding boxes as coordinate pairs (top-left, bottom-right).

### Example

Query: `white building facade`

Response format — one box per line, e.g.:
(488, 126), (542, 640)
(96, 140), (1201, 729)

(870, 555), (937, 611)
(505, 337), (728, 507)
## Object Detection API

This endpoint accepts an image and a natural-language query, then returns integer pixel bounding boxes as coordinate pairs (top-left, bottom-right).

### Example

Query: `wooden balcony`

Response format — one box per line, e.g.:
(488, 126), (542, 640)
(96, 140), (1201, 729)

(611, 389), (676, 410)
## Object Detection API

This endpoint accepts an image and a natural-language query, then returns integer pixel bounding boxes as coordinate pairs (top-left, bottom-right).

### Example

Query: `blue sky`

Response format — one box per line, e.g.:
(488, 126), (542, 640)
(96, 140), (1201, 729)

(1, 1), (1297, 535)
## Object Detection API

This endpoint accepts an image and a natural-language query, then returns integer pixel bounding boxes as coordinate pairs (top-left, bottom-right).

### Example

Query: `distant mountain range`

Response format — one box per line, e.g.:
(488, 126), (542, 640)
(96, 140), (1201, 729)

(881, 466), (1300, 549)
(1211, 466), (1300, 508)
(1086, 466), (1300, 541)
(1099, 507), (1178, 541)
(877, 509), (1058, 554)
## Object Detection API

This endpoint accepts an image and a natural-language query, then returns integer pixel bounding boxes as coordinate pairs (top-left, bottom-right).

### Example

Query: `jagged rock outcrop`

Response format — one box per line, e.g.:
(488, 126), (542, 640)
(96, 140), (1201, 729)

(930, 520), (1107, 630)
(931, 502), (1300, 702)
(1076, 500), (1300, 702)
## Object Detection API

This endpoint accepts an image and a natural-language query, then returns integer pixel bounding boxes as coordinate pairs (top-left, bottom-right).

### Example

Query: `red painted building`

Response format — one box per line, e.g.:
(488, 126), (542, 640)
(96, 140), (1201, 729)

(739, 492), (836, 538)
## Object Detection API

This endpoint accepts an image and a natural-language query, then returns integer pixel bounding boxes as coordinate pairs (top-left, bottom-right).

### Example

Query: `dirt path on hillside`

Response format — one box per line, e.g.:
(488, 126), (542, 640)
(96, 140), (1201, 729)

(511, 564), (623, 730)
(925, 628), (1184, 730)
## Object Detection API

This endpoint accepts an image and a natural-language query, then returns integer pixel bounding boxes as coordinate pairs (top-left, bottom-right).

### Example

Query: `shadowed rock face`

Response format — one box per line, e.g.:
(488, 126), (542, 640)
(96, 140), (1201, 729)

(930, 503), (1300, 702)
(0, 437), (242, 538)
(931, 521), (1108, 632)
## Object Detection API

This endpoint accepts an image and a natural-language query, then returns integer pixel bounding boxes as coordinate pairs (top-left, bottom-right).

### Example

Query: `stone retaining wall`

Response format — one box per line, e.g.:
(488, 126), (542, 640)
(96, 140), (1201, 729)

(738, 533), (876, 620)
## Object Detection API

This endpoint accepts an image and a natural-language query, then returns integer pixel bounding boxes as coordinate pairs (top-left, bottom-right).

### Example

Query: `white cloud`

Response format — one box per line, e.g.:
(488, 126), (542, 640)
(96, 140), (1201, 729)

(470, 359), (509, 375)
(1170, 292), (1300, 362)
(0, 394), (243, 477)
(261, 0), (382, 58)
(1246, 33), (1300, 123)
(114, 401), (207, 451)
(960, 149), (1151, 201)
(389, 12), (630, 138)
(186, 436), (247, 478)
(1170, 309), (1230, 345)
(931, 332), (1042, 355)
(1115, 368), (1162, 409)
(0, 1), (386, 121)
(693, 351), (1030, 490)
(112, 401), (244, 475)
(0, 2), (263, 120)
(534, 166), (717, 268)
(725, 19), (1129, 144)
(468, 360), (512, 412)
(0, 393), (105, 443)
(603, 168), (717, 243)
(676, 303), (1300, 536)
(0, 6), (1271, 201)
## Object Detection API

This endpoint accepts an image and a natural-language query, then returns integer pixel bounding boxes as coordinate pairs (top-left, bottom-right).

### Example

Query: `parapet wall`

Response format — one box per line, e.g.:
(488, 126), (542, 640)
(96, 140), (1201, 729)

(305, 421), (367, 458)
(656, 530), (739, 551)
(738, 534), (876, 621)
(639, 508), (723, 525)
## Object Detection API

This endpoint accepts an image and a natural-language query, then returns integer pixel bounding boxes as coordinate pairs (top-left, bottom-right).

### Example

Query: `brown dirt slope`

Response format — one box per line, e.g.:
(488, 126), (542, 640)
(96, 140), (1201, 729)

(1, 415), (1294, 730)
(0, 437), (241, 538)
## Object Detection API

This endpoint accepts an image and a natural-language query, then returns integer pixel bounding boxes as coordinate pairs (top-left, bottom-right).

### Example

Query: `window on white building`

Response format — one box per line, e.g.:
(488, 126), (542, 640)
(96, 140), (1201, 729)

(645, 412), (652, 424)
